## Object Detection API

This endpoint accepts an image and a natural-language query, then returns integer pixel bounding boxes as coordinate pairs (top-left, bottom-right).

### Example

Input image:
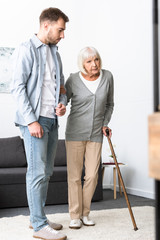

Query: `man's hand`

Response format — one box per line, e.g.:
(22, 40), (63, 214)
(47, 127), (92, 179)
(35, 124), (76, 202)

(102, 126), (112, 138)
(28, 121), (44, 138)
(55, 103), (66, 116)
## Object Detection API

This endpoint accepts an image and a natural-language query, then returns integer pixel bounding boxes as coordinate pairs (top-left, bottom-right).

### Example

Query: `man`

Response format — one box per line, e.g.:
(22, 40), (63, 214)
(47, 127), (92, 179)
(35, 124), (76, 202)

(11, 7), (69, 240)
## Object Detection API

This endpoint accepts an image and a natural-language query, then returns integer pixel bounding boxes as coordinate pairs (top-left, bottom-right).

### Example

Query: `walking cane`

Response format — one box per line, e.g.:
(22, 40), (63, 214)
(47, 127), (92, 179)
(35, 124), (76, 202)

(105, 129), (138, 231)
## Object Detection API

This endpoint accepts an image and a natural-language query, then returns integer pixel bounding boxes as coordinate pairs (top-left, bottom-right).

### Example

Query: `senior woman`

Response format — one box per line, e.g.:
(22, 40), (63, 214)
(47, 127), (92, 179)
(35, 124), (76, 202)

(65, 46), (114, 229)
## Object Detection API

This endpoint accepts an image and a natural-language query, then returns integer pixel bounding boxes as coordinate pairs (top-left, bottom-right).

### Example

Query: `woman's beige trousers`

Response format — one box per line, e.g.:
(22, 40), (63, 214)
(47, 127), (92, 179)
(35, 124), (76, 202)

(66, 141), (102, 219)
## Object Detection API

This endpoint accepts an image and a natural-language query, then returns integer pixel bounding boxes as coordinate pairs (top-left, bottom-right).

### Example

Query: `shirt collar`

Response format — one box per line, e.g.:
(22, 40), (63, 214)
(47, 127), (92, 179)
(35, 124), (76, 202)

(31, 34), (43, 48)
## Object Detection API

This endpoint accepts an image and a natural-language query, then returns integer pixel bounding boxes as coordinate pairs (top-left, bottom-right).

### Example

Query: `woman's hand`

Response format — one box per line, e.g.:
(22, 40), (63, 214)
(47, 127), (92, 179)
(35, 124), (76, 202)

(102, 126), (112, 138)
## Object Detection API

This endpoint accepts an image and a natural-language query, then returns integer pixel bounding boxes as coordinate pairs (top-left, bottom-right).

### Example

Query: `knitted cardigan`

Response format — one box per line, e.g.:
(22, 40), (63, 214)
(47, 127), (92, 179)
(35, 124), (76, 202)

(65, 69), (114, 143)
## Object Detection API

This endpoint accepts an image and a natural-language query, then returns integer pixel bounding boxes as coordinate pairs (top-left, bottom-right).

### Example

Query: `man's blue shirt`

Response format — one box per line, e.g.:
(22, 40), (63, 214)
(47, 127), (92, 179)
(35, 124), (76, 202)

(11, 34), (67, 126)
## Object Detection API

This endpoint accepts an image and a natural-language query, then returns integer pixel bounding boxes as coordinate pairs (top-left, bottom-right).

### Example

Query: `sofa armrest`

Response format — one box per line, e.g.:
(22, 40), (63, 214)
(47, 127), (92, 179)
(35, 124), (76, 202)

(0, 136), (27, 168)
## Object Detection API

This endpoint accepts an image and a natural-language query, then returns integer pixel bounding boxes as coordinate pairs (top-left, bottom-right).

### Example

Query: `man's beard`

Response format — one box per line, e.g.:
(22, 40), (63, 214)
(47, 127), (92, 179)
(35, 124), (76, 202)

(47, 34), (60, 45)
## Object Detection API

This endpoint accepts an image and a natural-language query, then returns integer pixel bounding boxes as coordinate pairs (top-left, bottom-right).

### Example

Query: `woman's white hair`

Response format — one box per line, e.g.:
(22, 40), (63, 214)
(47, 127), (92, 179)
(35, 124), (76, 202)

(77, 46), (102, 74)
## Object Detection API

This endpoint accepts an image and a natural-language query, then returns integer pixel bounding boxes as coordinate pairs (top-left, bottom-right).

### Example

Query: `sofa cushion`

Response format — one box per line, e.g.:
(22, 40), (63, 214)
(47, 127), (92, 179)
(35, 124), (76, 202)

(0, 136), (27, 168)
(54, 140), (67, 166)
(0, 168), (27, 184)
(0, 166), (67, 185)
(50, 166), (67, 182)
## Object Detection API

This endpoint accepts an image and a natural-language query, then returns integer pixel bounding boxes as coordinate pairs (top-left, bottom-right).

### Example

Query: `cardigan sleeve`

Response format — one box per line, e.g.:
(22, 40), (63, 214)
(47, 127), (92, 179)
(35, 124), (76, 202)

(103, 73), (114, 126)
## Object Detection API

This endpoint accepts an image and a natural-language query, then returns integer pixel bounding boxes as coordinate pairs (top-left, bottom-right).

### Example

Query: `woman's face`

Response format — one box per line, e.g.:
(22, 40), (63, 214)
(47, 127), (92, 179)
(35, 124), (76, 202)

(83, 55), (101, 76)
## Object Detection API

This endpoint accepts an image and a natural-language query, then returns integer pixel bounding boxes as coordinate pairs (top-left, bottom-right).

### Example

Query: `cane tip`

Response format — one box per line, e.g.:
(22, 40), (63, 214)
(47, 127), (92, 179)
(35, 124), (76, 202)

(134, 227), (138, 231)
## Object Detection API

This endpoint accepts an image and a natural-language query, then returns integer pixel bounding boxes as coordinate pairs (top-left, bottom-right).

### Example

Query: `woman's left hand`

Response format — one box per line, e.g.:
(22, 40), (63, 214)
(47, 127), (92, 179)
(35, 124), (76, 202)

(102, 126), (112, 138)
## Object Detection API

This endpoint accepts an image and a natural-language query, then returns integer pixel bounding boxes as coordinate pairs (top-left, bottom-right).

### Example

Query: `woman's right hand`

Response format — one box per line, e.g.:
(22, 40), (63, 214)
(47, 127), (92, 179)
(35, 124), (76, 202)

(102, 126), (112, 138)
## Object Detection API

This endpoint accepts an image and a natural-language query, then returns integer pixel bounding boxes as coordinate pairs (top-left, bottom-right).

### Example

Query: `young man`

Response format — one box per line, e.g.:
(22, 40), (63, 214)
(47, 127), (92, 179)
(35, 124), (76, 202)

(11, 8), (69, 240)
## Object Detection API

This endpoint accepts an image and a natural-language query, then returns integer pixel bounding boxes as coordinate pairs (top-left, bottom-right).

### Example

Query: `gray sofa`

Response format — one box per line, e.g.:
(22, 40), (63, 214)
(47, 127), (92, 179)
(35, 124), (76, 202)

(0, 136), (103, 208)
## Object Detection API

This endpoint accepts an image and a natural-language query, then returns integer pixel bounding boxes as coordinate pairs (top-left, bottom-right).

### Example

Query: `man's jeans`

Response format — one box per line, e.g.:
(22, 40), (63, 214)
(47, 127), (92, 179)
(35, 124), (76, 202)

(20, 116), (58, 231)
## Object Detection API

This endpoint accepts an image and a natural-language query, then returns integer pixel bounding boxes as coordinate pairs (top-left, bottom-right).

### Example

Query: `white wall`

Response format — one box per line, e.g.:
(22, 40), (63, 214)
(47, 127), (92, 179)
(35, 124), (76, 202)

(0, 0), (154, 198)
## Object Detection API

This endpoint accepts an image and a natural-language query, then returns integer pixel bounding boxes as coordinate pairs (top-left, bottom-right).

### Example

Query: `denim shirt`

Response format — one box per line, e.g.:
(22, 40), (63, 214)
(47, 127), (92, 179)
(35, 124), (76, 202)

(11, 34), (67, 126)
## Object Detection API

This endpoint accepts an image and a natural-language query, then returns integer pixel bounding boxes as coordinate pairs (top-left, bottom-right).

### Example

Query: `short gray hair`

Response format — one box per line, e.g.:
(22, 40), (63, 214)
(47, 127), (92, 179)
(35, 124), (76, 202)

(77, 46), (102, 74)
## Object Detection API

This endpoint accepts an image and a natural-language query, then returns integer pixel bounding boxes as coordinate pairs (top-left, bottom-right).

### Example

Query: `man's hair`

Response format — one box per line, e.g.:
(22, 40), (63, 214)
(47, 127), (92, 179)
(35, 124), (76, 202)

(39, 7), (69, 24)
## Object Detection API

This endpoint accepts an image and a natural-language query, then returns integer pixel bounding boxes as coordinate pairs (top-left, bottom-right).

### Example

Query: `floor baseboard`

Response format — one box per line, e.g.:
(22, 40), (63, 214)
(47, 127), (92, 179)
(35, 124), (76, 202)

(103, 184), (155, 199)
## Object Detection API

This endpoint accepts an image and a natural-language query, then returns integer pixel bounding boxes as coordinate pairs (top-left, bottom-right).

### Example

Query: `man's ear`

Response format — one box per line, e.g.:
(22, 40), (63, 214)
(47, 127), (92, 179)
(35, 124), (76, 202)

(43, 22), (49, 30)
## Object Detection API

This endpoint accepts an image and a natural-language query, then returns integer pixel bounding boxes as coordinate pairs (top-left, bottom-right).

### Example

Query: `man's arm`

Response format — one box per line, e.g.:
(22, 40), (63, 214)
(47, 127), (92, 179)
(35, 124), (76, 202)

(11, 44), (37, 125)
(55, 85), (66, 116)
(11, 44), (44, 138)
(60, 85), (66, 95)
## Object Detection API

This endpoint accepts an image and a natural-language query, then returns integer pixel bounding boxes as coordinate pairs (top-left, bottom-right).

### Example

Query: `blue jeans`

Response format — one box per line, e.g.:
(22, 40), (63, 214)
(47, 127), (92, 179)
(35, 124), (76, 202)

(20, 116), (58, 231)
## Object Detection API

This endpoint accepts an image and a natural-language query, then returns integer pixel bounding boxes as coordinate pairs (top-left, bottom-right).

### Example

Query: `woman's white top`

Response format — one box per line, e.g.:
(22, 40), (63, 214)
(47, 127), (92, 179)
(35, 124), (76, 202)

(79, 70), (102, 94)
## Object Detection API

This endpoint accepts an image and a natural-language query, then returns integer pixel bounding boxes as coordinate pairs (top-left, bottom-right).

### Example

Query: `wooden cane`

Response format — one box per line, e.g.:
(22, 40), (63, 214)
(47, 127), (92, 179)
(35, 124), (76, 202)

(106, 129), (138, 231)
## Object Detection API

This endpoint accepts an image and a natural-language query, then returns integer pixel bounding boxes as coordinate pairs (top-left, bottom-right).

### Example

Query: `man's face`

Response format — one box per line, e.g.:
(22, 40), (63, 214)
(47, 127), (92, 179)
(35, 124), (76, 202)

(46, 18), (66, 45)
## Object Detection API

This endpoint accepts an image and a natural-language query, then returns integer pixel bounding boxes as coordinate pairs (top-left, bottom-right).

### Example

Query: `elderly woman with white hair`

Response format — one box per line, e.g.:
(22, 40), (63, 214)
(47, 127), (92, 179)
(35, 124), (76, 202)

(65, 46), (114, 229)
